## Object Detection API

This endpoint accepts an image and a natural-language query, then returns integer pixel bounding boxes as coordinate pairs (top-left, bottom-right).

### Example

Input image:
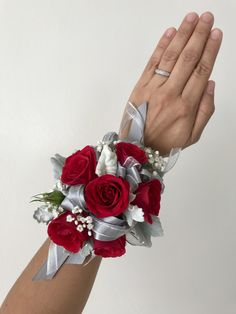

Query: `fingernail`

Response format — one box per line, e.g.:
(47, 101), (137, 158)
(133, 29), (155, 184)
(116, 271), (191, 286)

(210, 29), (221, 40)
(201, 12), (214, 23)
(185, 12), (198, 22)
(207, 81), (215, 95)
(165, 27), (175, 38)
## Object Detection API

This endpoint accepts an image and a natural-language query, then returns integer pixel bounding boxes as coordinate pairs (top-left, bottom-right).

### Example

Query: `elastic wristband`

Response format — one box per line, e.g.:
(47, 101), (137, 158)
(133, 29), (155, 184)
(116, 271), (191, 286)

(31, 101), (181, 281)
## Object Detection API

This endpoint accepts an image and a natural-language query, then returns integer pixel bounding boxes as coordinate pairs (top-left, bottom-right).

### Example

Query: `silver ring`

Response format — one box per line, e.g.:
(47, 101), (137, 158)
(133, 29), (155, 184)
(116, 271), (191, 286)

(154, 68), (171, 77)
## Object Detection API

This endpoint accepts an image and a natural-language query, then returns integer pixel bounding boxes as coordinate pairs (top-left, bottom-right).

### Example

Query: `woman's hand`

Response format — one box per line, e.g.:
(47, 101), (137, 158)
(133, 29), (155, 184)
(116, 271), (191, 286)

(119, 11), (223, 156)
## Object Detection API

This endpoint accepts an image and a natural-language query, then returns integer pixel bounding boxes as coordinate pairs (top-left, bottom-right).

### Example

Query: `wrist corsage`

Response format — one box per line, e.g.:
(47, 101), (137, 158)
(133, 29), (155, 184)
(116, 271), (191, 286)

(31, 101), (181, 281)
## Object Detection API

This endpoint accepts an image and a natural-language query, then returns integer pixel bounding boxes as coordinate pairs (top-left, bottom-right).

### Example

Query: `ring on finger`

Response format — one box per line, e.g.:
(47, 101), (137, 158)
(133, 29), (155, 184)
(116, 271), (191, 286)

(154, 68), (171, 77)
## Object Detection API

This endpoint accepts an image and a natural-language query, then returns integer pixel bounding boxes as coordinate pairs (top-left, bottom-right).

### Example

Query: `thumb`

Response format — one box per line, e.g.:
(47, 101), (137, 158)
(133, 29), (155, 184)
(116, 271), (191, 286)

(190, 80), (215, 144)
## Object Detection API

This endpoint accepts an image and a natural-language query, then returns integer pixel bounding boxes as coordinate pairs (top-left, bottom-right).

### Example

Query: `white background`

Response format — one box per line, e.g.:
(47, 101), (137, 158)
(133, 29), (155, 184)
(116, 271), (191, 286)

(0, 1), (235, 313)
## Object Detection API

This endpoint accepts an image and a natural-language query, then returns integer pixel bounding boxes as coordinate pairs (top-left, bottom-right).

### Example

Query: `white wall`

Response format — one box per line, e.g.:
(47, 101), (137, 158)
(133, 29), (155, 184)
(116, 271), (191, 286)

(0, 1), (235, 313)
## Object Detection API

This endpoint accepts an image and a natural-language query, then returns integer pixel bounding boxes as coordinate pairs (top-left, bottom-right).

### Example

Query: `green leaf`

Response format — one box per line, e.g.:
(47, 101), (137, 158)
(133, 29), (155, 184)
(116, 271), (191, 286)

(30, 190), (65, 206)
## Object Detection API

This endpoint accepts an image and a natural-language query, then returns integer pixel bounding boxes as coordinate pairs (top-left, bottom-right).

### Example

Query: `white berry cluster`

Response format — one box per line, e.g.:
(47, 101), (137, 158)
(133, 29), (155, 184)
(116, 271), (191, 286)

(144, 147), (166, 173)
(66, 206), (94, 236)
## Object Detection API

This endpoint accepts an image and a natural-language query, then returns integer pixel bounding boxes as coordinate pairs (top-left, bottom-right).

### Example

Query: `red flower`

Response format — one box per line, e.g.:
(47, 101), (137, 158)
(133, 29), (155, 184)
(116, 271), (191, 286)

(47, 211), (89, 253)
(131, 179), (162, 224)
(84, 174), (130, 218)
(93, 235), (126, 257)
(115, 142), (148, 166)
(61, 145), (97, 185)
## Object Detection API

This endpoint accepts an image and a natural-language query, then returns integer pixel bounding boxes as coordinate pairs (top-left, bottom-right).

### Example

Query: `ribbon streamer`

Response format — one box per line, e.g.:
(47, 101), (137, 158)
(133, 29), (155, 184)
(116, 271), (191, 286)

(125, 101), (182, 174)
(32, 241), (70, 281)
(32, 241), (94, 281)
(125, 101), (147, 145)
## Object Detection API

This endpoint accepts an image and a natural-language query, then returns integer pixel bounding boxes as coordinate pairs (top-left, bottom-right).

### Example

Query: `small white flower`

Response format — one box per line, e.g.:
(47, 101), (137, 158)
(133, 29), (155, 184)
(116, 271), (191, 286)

(87, 223), (94, 230)
(145, 147), (152, 154)
(149, 157), (155, 164)
(86, 216), (93, 224)
(58, 206), (64, 213)
(77, 225), (84, 232)
(53, 180), (69, 196)
(80, 217), (86, 223)
(66, 214), (74, 222)
(52, 209), (59, 218)
(72, 206), (82, 214)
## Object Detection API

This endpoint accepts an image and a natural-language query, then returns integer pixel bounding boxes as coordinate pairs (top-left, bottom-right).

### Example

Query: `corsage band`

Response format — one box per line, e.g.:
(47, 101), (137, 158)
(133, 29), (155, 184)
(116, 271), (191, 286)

(31, 101), (181, 281)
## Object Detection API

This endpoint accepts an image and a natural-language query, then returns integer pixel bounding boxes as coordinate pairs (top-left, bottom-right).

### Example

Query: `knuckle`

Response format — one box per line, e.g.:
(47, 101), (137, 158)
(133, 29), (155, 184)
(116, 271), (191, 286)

(208, 104), (215, 115)
(155, 90), (173, 106)
(162, 49), (179, 63)
(195, 27), (207, 36)
(193, 135), (201, 144)
(179, 104), (190, 118)
(149, 55), (160, 68)
(160, 83), (177, 99)
(181, 92), (195, 104)
(200, 104), (215, 117)
(145, 55), (159, 71)
(157, 41), (167, 52)
(178, 26), (189, 37)
(181, 49), (200, 63)
(194, 60), (211, 77)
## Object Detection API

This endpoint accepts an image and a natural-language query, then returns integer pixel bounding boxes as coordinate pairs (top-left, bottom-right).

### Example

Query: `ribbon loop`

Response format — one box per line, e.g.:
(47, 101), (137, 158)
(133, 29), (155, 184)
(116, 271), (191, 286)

(61, 184), (87, 211)
(92, 216), (131, 241)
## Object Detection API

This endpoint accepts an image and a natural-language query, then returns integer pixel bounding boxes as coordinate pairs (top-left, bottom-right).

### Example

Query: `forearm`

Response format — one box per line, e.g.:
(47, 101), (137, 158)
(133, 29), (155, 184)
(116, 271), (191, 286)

(0, 237), (102, 314)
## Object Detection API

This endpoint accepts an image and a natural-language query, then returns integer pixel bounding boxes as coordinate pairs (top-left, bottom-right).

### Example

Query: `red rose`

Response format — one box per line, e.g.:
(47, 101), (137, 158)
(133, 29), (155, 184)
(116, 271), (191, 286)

(131, 179), (162, 224)
(93, 235), (126, 258)
(115, 142), (148, 166)
(47, 211), (89, 253)
(84, 174), (130, 218)
(61, 145), (97, 185)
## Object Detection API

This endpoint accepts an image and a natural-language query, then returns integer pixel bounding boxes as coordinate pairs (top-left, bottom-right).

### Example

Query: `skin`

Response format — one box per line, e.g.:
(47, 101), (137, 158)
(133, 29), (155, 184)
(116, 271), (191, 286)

(0, 11), (223, 314)
(120, 11), (222, 156)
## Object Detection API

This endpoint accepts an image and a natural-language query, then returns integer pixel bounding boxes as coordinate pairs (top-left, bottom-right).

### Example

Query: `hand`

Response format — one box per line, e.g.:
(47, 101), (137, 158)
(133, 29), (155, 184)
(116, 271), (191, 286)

(119, 11), (223, 156)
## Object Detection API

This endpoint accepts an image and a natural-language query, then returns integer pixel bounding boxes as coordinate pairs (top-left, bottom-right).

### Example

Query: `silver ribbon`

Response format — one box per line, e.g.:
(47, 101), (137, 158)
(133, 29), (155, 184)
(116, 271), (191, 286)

(32, 240), (94, 281)
(116, 156), (142, 192)
(60, 184), (87, 212)
(126, 101), (182, 175)
(122, 101), (181, 247)
(92, 215), (132, 241)
(126, 101), (147, 145)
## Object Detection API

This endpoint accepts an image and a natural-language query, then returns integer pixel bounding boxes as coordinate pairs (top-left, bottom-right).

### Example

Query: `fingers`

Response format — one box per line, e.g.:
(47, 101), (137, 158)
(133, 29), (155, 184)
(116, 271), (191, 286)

(182, 28), (222, 104)
(166, 11), (215, 94)
(149, 12), (199, 87)
(189, 80), (215, 144)
(139, 27), (177, 85)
